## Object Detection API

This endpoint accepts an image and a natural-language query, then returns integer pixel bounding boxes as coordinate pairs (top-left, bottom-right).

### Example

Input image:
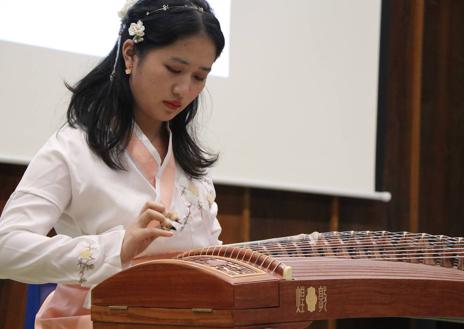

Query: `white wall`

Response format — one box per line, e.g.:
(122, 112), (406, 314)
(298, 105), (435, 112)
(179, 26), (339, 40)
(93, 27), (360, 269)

(0, 0), (390, 201)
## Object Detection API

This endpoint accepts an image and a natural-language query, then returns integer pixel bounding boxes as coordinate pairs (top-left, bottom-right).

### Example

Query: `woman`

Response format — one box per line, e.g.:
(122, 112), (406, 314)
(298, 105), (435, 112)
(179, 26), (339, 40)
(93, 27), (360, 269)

(0, 0), (225, 327)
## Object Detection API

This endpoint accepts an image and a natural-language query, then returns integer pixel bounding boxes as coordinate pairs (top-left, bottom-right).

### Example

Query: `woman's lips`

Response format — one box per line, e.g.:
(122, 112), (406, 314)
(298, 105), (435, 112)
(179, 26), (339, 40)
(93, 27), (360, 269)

(163, 100), (182, 110)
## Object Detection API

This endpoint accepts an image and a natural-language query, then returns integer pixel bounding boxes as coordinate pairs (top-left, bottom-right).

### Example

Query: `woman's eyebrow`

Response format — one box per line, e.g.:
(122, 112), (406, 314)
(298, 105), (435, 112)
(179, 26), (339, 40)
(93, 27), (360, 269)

(169, 56), (211, 72)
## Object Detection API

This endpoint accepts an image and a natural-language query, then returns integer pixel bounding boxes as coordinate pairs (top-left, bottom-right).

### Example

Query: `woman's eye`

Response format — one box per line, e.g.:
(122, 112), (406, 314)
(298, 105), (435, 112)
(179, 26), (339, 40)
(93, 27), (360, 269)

(166, 65), (181, 74)
(194, 75), (206, 82)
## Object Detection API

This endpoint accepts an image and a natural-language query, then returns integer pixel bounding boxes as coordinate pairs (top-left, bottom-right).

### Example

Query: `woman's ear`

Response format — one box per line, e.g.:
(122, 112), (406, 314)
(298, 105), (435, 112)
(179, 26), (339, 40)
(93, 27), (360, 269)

(122, 39), (136, 74)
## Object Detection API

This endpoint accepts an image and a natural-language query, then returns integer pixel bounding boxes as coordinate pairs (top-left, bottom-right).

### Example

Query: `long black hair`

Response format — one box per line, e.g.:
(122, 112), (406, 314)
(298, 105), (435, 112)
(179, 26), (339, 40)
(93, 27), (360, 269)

(66, 0), (225, 178)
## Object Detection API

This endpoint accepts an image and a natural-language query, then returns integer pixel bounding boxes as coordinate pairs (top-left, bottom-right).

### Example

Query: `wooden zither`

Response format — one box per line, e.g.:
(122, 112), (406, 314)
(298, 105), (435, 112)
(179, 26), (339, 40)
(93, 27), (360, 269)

(91, 231), (464, 328)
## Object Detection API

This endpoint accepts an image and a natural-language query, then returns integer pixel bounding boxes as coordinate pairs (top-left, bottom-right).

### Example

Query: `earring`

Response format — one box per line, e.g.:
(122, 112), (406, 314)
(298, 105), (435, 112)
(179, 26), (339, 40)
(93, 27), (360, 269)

(125, 68), (132, 75)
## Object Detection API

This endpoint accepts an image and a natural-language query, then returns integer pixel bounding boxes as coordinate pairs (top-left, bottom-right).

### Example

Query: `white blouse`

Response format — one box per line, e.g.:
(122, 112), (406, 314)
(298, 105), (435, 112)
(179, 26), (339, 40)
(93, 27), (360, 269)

(0, 124), (222, 288)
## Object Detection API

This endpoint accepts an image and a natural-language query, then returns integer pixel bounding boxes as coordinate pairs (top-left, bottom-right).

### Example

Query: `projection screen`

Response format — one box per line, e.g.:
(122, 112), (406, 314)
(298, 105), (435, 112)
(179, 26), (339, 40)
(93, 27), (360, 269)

(0, 0), (390, 201)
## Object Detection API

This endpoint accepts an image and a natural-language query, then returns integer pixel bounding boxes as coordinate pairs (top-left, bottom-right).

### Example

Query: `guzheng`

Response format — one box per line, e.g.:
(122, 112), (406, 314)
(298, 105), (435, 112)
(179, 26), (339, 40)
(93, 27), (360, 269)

(91, 231), (464, 328)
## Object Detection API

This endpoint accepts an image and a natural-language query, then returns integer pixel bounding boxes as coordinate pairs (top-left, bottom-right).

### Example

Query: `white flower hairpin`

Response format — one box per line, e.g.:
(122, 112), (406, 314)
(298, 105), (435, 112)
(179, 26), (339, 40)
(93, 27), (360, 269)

(128, 20), (145, 43)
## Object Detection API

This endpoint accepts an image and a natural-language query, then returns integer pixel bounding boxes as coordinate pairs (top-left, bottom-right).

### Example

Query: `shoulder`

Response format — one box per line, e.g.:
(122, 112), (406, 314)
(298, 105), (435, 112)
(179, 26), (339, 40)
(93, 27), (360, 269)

(21, 125), (96, 185)
(22, 124), (84, 167)
(47, 124), (88, 156)
(34, 124), (104, 168)
(14, 125), (109, 204)
(12, 125), (88, 206)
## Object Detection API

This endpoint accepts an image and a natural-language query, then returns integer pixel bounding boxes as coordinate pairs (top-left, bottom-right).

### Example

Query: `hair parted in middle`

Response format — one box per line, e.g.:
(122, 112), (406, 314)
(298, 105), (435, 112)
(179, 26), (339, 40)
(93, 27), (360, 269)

(66, 0), (225, 178)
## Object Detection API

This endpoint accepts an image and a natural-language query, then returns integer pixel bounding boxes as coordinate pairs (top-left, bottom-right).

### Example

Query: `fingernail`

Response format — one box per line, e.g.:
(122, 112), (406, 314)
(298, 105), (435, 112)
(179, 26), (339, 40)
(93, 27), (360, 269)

(167, 218), (181, 231)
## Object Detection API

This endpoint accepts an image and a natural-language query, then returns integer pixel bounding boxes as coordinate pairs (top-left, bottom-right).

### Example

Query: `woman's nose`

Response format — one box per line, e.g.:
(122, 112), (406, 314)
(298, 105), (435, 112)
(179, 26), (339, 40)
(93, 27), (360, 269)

(172, 78), (191, 98)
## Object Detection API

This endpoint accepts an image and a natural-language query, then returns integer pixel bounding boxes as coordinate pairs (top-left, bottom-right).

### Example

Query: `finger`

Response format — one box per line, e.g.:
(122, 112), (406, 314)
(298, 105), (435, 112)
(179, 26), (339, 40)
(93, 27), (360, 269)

(139, 201), (166, 215)
(153, 227), (174, 238)
(160, 218), (182, 231)
(142, 209), (177, 230)
(158, 216), (177, 230)
(140, 227), (174, 241)
(138, 209), (166, 228)
(165, 211), (179, 221)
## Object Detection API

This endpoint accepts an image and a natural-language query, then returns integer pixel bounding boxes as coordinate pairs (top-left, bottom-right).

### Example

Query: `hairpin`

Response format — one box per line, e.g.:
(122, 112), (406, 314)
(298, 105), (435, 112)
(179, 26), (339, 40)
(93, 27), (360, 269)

(128, 20), (145, 43)
(145, 4), (205, 17)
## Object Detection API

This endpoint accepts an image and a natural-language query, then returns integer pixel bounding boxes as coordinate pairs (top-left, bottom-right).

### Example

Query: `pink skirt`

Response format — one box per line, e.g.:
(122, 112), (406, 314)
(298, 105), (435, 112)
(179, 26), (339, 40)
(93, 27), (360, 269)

(35, 284), (92, 329)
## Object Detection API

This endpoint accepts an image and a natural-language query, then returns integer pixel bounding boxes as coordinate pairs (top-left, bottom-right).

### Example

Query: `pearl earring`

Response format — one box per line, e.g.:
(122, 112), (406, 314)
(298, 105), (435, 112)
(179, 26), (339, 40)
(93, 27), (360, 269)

(125, 68), (132, 75)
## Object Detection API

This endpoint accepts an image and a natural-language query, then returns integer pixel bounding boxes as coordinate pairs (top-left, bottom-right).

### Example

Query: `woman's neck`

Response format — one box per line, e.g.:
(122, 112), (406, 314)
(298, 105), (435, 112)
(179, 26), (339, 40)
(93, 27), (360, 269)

(135, 119), (169, 161)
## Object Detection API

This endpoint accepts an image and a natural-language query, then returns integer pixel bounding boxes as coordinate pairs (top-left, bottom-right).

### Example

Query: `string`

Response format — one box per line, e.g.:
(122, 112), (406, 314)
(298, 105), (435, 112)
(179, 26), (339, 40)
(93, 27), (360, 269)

(216, 231), (464, 270)
(229, 232), (463, 251)
(236, 244), (464, 256)
(243, 241), (464, 254)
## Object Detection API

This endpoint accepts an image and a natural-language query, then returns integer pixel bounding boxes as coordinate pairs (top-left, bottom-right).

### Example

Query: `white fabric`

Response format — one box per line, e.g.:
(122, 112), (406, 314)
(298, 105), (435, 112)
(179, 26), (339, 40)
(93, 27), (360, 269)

(0, 125), (222, 290)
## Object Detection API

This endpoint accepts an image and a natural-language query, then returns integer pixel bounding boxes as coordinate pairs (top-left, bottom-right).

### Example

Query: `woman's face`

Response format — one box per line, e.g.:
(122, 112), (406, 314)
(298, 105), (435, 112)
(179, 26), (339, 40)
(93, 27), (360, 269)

(123, 34), (216, 134)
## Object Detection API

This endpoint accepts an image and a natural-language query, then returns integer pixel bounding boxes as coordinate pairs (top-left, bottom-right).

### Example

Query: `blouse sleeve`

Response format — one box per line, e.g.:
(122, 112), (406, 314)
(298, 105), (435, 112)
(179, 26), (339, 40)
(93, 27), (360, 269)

(0, 138), (125, 287)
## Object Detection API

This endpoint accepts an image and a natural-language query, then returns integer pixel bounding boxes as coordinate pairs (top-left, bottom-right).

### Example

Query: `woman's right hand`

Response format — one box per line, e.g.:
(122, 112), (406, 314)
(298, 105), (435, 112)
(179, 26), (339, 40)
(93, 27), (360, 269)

(120, 201), (174, 265)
